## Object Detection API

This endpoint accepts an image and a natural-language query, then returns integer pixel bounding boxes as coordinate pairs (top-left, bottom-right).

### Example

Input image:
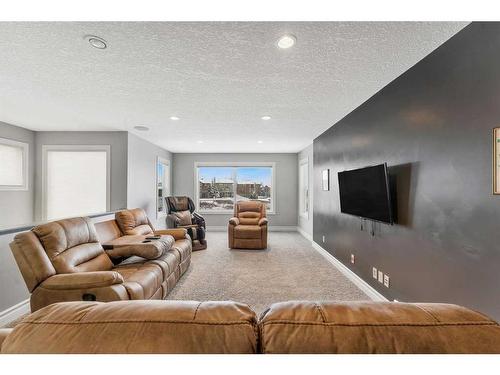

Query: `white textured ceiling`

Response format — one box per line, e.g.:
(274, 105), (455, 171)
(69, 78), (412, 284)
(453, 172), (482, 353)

(0, 22), (468, 152)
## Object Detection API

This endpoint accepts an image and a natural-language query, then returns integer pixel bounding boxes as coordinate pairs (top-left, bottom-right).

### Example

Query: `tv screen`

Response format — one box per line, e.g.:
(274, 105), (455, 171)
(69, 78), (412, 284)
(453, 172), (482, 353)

(337, 163), (393, 224)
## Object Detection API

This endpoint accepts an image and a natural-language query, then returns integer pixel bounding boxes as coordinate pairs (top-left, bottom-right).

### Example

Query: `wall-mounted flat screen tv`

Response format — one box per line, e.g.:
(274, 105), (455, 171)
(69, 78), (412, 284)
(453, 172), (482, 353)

(337, 163), (393, 224)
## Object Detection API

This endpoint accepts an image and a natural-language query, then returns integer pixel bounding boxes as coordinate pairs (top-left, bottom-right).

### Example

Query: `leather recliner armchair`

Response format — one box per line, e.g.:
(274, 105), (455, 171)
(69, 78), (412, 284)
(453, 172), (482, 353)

(166, 196), (207, 251)
(228, 201), (268, 249)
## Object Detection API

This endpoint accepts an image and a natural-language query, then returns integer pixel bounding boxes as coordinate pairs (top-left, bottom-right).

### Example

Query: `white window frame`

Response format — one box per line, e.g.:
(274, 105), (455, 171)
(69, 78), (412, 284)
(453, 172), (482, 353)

(156, 156), (170, 219)
(0, 137), (29, 191)
(299, 157), (309, 220)
(42, 145), (111, 221)
(194, 161), (276, 215)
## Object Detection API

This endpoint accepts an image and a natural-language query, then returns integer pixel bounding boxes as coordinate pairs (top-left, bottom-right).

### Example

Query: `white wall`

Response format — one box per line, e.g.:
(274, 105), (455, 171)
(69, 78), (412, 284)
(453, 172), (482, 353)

(0, 121), (35, 228)
(172, 153), (298, 228)
(297, 144), (313, 239)
(127, 133), (172, 229)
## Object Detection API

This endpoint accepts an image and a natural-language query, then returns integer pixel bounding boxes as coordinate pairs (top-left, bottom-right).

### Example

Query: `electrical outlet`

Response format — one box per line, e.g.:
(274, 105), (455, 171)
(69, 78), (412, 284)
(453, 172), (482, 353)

(372, 267), (378, 279)
(350, 254), (355, 264)
(322, 235), (325, 243)
(378, 270), (384, 283)
(383, 274), (390, 288)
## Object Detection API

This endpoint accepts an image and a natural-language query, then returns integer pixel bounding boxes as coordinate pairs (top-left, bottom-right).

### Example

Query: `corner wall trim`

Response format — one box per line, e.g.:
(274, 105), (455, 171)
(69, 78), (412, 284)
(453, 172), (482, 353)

(296, 226), (313, 242)
(207, 226), (297, 232)
(0, 299), (30, 328)
(311, 241), (388, 302)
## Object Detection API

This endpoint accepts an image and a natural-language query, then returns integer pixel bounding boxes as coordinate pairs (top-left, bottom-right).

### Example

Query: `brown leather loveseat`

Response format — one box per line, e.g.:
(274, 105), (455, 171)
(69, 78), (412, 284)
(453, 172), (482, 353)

(228, 201), (268, 249)
(2, 300), (500, 354)
(10, 209), (191, 312)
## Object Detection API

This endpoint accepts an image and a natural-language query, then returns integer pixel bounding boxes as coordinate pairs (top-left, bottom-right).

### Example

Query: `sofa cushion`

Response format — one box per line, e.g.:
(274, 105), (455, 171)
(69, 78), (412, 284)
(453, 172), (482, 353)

(1, 301), (258, 353)
(173, 210), (192, 226)
(115, 209), (153, 236)
(234, 225), (262, 239)
(32, 217), (112, 274)
(259, 301), (500, 354)
(113, 263), (164, 300)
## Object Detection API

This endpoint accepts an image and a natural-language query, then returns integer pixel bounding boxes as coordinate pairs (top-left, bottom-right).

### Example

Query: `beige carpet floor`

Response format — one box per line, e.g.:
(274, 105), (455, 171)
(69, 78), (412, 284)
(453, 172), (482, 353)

(167, 231), (369, 315)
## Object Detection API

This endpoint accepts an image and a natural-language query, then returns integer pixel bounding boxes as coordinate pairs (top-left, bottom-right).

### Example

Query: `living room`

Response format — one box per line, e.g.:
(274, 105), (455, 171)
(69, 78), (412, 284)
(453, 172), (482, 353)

(1, 0), (500, 371)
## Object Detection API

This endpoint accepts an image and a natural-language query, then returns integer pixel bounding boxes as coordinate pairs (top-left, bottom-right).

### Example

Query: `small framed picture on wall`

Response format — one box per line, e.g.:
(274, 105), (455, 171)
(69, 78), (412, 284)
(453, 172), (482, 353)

(494, 128), (500, 194)
(322, 169), (330, 191)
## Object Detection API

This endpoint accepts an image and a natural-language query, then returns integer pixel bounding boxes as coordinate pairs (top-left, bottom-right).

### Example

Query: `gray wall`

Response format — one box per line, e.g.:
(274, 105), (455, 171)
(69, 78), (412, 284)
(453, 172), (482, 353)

(34, 131), (129, 221)
(173, 153), (298, 228)
(0, 121), (35, 228)
(298, 144), (313, 238)
(127, 133), (172, 229)
(313, 23), (500, 320)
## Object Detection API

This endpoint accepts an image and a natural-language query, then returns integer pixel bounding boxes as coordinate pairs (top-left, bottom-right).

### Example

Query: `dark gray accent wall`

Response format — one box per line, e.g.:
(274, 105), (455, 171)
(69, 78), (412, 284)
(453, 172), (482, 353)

(314, 23), (500, 320)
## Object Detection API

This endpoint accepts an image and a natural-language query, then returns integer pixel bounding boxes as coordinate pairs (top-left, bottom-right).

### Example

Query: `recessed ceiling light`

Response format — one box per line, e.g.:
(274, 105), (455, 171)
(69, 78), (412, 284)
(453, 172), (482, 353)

(257, 140), (264, 144)
(277, 34), (296, 49)
(196, 140), (204, 144)
(261, 116), (271, 121)
(85, 35), (107, 49)
(170, 116), (180, 121)
(134, 126), (149, 131)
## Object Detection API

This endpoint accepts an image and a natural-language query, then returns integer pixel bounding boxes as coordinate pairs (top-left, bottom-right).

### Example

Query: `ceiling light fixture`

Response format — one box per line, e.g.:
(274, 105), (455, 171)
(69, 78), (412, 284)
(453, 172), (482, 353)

(170, 116), (180, 121)
(277, 34), (296, 49)
(261, 116), (271, 120)
(85, 35), (107, 49)
(196, 140), (204, 144)
(134, 126), (149, 131)
(257, 140), (264, 144)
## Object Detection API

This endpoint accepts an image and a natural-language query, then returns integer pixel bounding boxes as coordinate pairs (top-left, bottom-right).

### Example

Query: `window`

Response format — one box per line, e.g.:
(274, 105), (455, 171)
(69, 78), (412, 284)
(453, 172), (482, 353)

(195, 162), (275, 213)
(156, 157), (170, 217)
(43, 145), (110, 220)
(299, 158), (309, 219)
(0, 137), (28, 191)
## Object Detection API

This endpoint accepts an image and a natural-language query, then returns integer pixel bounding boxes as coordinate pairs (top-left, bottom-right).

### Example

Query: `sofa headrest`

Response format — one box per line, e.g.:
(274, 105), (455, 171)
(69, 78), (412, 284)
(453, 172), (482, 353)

(259, 301), (500, 354)
(115, 208), (153, 236)
(1, 301), (258, 354)
(166, 196), (190, 212)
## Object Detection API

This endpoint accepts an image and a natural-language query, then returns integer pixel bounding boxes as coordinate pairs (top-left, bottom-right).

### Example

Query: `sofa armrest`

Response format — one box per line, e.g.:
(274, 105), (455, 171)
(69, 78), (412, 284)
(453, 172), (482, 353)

(229, 217), (240, 226)
(40, 271), (124, 290)
(0, 328), (13, 351)
(154, 228), (188, 240)
(258, 218), (268, 226)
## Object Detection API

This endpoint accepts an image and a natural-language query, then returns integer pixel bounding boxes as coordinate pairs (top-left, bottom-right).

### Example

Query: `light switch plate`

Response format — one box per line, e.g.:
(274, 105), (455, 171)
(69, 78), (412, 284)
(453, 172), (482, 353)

(372, 267), (378, 279)
(378, 270), (384, 283)
(383, 274), (390, 288)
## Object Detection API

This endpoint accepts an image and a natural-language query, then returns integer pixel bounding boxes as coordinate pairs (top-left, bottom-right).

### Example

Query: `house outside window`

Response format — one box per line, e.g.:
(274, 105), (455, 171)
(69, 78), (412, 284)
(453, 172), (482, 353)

(195, 162), (275, 214)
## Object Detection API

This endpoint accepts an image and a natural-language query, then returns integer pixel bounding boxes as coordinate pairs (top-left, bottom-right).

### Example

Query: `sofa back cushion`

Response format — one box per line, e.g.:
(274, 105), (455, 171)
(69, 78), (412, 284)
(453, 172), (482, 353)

(115, 208), (153, 236)
(173, 210), (192, 226)
(259, 301), (500, 354)
(235, 201), (266, 225)
(94, 219), (122, 243)
(32, 217), (112, 274)
(10, 231), (56, 292)
(1, 300), (258, 354)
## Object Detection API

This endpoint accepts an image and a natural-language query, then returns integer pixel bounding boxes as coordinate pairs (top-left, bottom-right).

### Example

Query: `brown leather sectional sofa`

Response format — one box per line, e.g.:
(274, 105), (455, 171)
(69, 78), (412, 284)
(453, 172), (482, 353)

(1, 300), (500, 354)
(10, 209), (192, 312)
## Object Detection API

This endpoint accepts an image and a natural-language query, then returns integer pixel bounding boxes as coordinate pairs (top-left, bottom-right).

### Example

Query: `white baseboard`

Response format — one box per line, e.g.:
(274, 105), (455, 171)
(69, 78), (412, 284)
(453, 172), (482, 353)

(296, 226), (313, 242)
(207, 225), (297, 232)
(311, 241), (388, 302)
(0, 299), (30, 328)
